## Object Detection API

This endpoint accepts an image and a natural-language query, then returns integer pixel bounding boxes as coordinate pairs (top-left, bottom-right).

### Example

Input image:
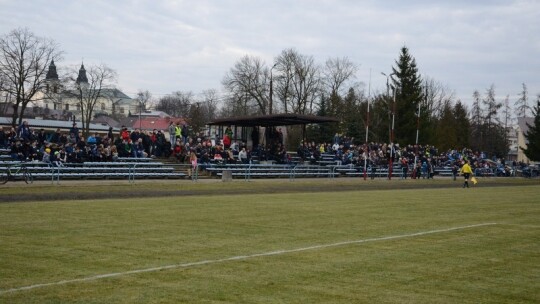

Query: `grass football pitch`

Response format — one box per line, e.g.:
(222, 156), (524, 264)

(0, 179), (539, 303)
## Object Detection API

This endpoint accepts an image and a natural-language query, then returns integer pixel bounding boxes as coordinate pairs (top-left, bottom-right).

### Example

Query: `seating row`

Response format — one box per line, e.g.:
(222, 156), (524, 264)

(204, 163), (340, 179)
(0, 160), (186, 181)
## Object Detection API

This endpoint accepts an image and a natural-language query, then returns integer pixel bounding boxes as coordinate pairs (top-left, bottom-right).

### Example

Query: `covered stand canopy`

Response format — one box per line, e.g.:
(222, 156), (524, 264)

(208, 113), (339, 149)
(208, 113), (339, 127)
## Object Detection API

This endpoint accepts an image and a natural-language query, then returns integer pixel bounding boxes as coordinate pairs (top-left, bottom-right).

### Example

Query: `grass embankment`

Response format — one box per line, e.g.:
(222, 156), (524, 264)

(0, 180), (539, 303)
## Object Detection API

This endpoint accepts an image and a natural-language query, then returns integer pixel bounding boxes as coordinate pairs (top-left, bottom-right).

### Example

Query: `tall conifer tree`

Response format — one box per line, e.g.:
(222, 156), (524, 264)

(522, 98), (540, 161)
(391, 46), (425, 145)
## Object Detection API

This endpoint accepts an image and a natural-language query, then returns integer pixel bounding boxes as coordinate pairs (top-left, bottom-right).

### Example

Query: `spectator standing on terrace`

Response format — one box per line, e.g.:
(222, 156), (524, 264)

(107, 126), (114, 142)
(189, 149), (198, 175)
(118, 139), (132, 157)
(77, 136), (87, 151)
(452, 162), (459, 181)
(333, 133), (340, 145)
(238, 147), (248, 164)
(168, 121), (175, 148)
(134, 138), (146, 158)
(460, 160), (473, 188)
(401, 157), (409, 179)
(17, 120), (31, 142)
(120, 126), (130, 141)
(149, 130), (158, 156)
(42, 147), (51, 164)
(172, 142), (183, 162)
(223, 133), (231, 149)
(58, 133), (67, 145)
(37, 129), (47, 146)
(7, 127), (17, 145)
(225, 126), (233, 139)
(156, 130), (166, 157)
(421, 161), (428, 179)
(110, 145), (119, 161)
(28, 141), (39, 161)
(0, 128), (6, 148)
(174, 122), (182, 143)
(130, 129), (142, 143)
(182, 124), (189, 145)
(136, 130), (147, 155)
(87, 133), (97, 145)
(413, 161), (421, 179)
(69, 123), (80, 142)
(68, 132), (77, 145)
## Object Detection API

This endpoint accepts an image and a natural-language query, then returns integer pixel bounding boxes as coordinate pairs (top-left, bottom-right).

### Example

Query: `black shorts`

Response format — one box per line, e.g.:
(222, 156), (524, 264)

(463, 173), (470, 180)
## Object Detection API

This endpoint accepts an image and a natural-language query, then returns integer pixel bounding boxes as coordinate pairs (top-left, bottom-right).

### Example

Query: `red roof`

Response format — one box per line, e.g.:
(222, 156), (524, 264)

(129, 117), (188, 131)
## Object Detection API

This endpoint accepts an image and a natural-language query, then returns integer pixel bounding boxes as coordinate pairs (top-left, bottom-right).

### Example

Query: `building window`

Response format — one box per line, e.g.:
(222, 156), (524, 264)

(101, 103), (106, 111)
(76, 104), (81, 111)
(45, 103), (49, 109)
(65, 104), (69, 111)
(119, 107), (125, 114)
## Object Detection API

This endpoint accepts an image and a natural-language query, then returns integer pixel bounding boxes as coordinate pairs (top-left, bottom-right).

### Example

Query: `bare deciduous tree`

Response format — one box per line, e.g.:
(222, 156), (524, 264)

(0, 28), (62, 126)
(423, 76), (456, 120)
(322, 56), (358, 96)
(136, 90), (153, 112)
(155, 91), (194, 117)
(200, 89), (219, 121)
(274, 48), (320, 114)
(222, 55), (270, 115)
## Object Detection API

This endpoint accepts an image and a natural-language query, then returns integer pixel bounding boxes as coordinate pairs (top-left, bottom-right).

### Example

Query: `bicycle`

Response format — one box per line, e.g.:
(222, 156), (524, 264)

(0, 162), (33, 184)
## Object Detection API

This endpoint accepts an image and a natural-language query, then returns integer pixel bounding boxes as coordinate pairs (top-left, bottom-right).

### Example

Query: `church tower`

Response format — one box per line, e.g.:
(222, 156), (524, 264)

(76, 63), (89, 87)
(45, 59), (59, 93)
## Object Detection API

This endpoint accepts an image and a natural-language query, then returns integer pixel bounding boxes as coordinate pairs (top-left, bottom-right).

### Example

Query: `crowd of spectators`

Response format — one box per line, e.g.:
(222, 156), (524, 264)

(0, 122), (528, 177)
(0, 121), (180, 165)
(293, 133), (520, 178)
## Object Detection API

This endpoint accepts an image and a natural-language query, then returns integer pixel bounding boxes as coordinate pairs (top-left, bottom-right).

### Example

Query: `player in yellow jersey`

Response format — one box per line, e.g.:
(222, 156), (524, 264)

(460, 160), (473, 188)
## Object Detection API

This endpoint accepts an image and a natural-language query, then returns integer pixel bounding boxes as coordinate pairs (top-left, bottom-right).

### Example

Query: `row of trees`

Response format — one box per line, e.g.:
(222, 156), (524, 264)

(220, 46), (539, 160)
(2, 28), (539, 160)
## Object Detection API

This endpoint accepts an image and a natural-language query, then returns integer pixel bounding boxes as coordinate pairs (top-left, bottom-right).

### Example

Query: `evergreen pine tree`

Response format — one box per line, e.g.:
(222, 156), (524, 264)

(391, 46), (424, 145)
(342, 88), (362, 144)
(453, 101), (470, 149)
(515, 83), (530, 118)
(522, 98), (540, 161)
(435, 103), (458, 151)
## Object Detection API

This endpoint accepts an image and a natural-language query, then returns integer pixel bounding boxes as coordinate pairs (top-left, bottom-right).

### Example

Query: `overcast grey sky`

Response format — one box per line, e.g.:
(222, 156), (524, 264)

(1, 0), (539, 109)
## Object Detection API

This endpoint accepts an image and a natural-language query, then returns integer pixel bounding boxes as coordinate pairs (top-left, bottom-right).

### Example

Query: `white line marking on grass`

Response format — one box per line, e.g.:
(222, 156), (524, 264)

(0, 222), (497, 295)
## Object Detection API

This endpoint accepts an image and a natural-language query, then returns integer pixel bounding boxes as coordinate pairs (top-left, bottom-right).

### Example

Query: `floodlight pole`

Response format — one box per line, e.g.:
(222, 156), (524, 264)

(414, 101), (421, 167)
(269, 63), (277, 115)
(382, 71), (396, 180)
(363, 69), (372, 180)
(139, 101), (142, 130)
(389, 86), (396, 180)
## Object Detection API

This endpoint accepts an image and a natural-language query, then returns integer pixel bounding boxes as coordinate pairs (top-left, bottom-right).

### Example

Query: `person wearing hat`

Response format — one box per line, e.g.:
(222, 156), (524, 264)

(69, 122), (80, 143)
(42, 148), (51, 163)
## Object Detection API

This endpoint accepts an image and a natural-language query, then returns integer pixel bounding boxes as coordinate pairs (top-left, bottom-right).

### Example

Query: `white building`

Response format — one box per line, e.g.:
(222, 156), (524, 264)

(516, 117), (535, 164)
(34, 60), (138, 118)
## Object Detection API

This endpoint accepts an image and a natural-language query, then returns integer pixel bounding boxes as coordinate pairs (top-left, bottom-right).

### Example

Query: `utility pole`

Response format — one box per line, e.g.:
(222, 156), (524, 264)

(363, 69), (372, 180)
(389, 86), (396, 180)
(382, 72), (396, 180)
(269, 63), (277, 115)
